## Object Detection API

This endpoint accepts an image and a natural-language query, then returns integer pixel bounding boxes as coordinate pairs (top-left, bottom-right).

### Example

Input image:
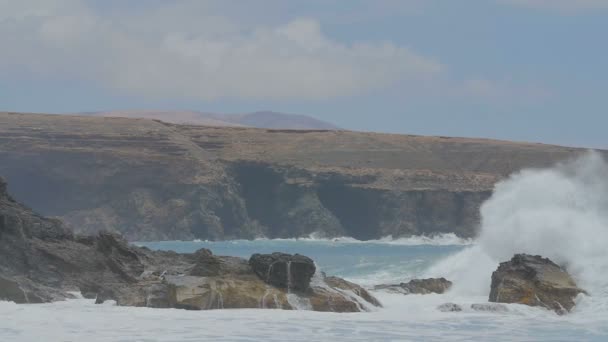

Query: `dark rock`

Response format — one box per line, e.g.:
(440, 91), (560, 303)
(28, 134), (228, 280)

(471, 303), (509, 313)
(489, 254), (587, 314)
(0, 276), (27, 303)
(374, 277), (452, 295)
(324, 276), (382, 308)
(0, 176), (379, 312)
(249, 253), (316, 291)
(188, 248), (221, 276)
(437, 303), (462, 312)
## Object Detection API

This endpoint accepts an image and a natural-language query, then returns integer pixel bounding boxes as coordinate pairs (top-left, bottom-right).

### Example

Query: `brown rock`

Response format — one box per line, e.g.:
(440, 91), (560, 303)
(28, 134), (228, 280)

(489, 254), (587, 314)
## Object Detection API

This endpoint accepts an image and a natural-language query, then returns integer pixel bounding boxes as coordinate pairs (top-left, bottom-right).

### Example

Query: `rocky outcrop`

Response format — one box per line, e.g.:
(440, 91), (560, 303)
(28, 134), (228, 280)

(0, 112), (592, 241)
(249, 253), (316, 291)
(437, 303), (463, 312)
(489, 254), (587, 314)
(0, 176), (379, 312)
(374, 278), (452, 295)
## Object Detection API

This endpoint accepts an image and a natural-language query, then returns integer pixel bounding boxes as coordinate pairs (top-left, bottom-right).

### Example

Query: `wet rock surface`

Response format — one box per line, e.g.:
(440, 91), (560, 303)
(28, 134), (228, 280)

(437, 303), (463, 312)
(374, 278), (452, 295)
(489, 254), (587, 314)
(249, 253), (316, 292)
(0, 176), (379, 312)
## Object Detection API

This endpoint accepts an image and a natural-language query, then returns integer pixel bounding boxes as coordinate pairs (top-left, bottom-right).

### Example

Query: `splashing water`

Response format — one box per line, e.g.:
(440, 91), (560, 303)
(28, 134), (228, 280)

(427, 151), (608, 298)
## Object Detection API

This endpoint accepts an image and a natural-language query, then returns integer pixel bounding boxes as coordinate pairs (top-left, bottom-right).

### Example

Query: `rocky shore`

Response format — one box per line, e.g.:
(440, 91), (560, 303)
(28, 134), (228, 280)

(0, 175), (588, 315)
(0, 176), (379, 312)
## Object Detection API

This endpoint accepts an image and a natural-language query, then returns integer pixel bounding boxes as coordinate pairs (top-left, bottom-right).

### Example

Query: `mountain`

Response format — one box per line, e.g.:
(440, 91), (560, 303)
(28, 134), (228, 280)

(0, 111), (594, 241)
(79, 110), (339, 130)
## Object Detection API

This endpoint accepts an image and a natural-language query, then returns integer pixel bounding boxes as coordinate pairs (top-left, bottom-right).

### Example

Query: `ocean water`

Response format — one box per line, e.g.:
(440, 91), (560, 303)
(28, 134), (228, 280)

(0, 236), (607, 342)
(2, 152), (608, 341)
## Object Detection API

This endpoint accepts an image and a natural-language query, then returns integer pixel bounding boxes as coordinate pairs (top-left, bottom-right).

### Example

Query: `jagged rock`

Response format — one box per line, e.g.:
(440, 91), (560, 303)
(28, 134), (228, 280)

(0, 176), (379, 312)
(374, 278), (452, 295)
(188, 248), (221, 276)
(489, 254), (587, 314)
(471, 303), (509, 313)
(249, 253), (316, 291)
(437, 303), (463, 312)
(0, 276), (28, 303)
(324, 276), (382, 308)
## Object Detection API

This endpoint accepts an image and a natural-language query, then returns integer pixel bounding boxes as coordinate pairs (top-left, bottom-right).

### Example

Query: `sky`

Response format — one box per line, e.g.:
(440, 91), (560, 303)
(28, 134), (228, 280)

(0, 0), (607, 148)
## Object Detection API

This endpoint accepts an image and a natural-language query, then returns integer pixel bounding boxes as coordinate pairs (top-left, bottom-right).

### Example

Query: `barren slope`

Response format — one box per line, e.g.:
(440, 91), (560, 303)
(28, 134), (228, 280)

(0, 112), (593, 241)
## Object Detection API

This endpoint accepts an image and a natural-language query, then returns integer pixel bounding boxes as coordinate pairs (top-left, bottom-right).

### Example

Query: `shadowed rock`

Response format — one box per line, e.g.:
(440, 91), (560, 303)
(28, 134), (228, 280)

(489, 254), (587, 314)
(249, 253), (316, 292)
(374, 278), (452, 295)
(437, 303), (463, 312)
(0, 176), (379, 312)
(471, 303), (509, 313)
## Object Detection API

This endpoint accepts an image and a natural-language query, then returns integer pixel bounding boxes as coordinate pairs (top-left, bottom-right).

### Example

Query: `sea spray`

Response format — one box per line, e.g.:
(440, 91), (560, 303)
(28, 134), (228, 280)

(427, 151), (608, 297)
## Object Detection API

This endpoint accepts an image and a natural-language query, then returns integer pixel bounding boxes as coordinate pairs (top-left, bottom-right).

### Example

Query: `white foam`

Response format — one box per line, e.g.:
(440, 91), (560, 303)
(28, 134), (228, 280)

(427, 151), (608, 299)
(250, 232), (472, 246)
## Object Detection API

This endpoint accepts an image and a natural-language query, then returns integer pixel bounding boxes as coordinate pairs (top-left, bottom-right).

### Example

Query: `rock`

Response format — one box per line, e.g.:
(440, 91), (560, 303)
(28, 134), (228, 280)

(0, 176), (379, 312)
(374, 278), (452, 295)
(188, 248), (221, 276)
(489, 254), (587, 314)
(164, 275), (290, 310)
(249, 253), (316, 291)
(471, 303), (509, 313)
(0, 276), (28, 303)
(437, 303), (463, 312)
(324, 276), (382, 308)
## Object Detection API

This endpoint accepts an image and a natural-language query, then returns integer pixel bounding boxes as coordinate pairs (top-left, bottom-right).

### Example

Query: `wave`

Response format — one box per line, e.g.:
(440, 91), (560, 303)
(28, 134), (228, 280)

(137, 233), (472, 246)
(250, 232), (473, 246)
(426, 151), (608, 299)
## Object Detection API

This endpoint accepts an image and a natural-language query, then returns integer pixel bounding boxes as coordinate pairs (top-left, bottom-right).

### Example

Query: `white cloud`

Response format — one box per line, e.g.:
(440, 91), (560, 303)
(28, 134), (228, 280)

(500, 0), (608, 11)
(0, 0), (442, 101)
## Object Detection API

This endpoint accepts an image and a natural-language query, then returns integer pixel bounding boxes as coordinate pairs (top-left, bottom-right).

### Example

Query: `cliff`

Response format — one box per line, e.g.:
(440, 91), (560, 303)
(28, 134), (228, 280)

(0, 176), (379, 311)
(0, 111), (594, 241)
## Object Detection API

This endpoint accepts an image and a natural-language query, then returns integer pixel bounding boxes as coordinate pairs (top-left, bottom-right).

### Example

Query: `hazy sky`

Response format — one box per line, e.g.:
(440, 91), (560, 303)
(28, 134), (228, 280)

(1, 0), (607, 148)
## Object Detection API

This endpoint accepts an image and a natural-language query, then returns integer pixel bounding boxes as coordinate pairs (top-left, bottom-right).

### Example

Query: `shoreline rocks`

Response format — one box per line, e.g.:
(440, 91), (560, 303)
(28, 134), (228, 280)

(489, 254), (587, 314)
(249, 253), (316, 292)
(0, 176), (380, 312)
(374, 278), (452, 295)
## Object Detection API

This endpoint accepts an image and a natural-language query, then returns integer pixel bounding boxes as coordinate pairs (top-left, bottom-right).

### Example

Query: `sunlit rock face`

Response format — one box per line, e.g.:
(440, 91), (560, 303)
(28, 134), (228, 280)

(489, 254), (587, 314)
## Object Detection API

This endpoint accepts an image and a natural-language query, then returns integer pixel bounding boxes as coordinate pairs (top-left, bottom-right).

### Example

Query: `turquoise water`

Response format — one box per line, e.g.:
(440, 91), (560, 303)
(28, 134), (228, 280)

(1, 238), (608, 341)
(138, 238), (465, 286)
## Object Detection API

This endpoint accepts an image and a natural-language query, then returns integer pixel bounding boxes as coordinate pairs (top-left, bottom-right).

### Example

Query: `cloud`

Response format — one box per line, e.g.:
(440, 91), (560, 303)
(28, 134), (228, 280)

(457, 78), (552, 102)
(500, 0), (608, 11)
(0, 0), (442, 101)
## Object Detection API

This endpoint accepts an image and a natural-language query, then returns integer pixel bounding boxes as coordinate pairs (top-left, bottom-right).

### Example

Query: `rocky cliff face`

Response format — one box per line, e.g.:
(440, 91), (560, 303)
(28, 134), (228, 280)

(0, 112), (596, 241)
(0, 176), (380, 311)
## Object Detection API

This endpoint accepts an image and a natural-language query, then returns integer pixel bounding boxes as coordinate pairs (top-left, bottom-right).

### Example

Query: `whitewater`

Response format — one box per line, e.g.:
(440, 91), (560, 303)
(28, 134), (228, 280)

(2, 151), (608, 341)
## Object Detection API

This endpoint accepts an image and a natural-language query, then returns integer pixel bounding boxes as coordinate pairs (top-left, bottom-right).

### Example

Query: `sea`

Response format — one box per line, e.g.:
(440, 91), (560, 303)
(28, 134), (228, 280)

(2, 153), (608, 341)
(0, 235), (607, 341)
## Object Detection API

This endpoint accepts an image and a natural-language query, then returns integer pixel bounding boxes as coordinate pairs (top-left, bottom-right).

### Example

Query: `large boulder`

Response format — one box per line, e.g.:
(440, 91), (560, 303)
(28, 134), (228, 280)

(374, 277), (452, 295)
(489, 254), (587, 314)
(249, 253), (316, 291)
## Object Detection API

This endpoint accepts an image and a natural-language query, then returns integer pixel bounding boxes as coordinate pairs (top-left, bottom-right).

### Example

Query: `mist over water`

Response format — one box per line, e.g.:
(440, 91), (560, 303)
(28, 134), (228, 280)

(4, 152), (608, 341)
(428, 151), (608, 297)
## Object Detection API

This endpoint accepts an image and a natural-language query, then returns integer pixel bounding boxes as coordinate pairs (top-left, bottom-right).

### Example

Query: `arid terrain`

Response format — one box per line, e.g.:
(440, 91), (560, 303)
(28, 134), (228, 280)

(0, 111), (594, 241)
(80, 110), (339, 130)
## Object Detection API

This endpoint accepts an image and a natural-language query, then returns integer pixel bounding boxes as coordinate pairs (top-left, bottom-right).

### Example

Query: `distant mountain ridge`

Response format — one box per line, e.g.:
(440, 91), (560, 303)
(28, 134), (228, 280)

(78, 110), (340, 130)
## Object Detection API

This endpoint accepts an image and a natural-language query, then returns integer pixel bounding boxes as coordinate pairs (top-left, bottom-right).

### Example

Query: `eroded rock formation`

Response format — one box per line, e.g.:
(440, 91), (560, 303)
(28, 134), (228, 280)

(374, 278), (452, 295)
(489, 254), (587, 314)
(0, 176), (380, 312)
(0, 111), (593, 241)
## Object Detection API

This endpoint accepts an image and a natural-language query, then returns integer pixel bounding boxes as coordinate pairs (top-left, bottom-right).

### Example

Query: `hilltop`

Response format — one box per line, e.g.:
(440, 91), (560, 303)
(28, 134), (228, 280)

(0, 111), (592, 241)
